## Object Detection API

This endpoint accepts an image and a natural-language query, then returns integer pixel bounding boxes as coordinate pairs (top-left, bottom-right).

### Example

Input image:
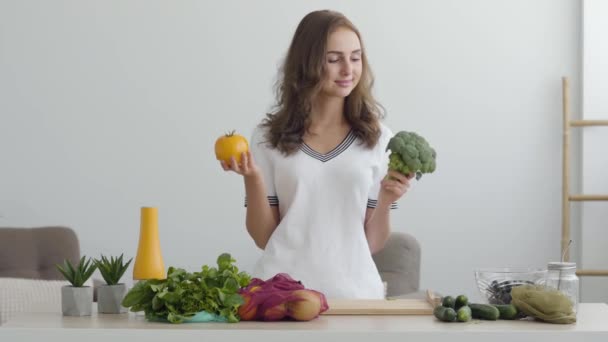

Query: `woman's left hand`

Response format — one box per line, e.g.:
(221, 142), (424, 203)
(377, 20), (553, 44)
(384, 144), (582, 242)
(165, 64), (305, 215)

(379, 170), (414, 205)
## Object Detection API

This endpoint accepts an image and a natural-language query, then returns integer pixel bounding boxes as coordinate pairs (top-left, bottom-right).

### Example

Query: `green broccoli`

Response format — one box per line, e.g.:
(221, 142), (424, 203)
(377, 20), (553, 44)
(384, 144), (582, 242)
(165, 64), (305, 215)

(386, 131), (437, 180)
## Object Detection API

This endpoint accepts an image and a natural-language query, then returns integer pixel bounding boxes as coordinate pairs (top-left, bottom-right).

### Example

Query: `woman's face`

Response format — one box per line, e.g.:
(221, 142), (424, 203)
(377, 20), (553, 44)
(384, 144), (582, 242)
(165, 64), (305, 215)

(320, 27), (362, 98)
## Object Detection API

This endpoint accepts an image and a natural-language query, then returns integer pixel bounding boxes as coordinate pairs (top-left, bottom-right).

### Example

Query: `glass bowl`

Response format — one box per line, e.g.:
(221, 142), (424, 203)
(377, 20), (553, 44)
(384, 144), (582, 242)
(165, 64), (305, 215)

(474, 267), (547, 304)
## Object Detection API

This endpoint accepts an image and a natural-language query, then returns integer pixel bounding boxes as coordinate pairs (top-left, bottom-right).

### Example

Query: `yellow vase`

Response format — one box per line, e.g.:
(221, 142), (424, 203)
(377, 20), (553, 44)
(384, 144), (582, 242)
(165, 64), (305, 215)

(133, 207), (166, 280)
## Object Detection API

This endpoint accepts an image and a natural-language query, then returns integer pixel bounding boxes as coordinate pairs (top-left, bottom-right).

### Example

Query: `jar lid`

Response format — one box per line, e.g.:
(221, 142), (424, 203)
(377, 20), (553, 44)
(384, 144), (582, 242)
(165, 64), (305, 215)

(548, 262), (577, 270)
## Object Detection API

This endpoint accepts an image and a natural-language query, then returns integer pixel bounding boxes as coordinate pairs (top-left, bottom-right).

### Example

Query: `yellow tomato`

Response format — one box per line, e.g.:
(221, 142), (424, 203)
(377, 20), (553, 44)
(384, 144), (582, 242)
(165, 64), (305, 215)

(237, 292), (258, 321)
(215, 131), (249, 164)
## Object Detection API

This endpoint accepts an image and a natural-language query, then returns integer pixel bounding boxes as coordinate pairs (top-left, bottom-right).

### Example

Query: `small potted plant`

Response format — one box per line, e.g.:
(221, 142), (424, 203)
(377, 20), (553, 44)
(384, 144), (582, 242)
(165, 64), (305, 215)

(56, 256), (97, 316)
(94, 254), (132, 314)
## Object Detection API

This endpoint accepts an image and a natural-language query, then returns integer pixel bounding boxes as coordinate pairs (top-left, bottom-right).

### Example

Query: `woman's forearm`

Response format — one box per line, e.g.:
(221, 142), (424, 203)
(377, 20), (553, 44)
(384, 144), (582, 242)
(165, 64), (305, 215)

(364, 198), (392, 254)
(244, 173), (279, 249)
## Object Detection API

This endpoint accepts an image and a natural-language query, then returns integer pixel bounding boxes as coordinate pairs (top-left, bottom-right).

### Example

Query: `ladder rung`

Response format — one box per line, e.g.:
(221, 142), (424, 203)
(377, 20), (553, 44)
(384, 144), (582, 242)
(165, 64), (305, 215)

(570, 120), (608, 127)
(576, 269), (608, 276)
(568, 195), (608, 201)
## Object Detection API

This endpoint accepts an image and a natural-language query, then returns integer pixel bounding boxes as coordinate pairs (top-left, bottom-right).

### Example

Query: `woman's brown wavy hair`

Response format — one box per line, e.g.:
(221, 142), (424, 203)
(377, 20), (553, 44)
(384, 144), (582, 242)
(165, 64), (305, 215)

(261, 10), (384, 155)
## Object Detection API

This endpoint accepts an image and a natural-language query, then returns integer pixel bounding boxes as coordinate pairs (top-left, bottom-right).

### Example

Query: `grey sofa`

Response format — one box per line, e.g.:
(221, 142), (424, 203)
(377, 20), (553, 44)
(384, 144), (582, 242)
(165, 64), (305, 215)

(0, 227), (82, 324)
(0, 226), (80, 279)
(373, 231), (421, 297)
(0, 226), (421, 296)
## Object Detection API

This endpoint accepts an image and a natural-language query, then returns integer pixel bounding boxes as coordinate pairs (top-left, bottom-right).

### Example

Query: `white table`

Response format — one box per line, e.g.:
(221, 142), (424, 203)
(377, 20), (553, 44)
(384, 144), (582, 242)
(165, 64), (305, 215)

(2, 303), (608, 342)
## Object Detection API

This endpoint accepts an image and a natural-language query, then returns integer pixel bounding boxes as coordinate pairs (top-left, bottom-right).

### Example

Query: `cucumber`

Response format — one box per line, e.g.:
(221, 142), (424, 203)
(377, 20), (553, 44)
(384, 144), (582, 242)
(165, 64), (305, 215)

(493, 304), (519, 320)
(434, 306), (457, 322)
(455, 295), (468, 309)
(469, 303), (500, 320)
(441, 296), (455, 308)
(457, 306), (472, 322)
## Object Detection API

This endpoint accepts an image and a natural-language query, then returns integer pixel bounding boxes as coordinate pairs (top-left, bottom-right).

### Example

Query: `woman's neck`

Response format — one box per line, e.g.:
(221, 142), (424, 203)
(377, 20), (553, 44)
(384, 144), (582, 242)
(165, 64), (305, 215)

(309, 95), (347, 133)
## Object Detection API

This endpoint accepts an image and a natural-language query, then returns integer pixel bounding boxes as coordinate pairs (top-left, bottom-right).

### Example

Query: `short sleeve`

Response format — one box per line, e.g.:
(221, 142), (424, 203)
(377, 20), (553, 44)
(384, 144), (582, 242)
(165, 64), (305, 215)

(367, 124), (398, 210)
(244, 126), (279, 207)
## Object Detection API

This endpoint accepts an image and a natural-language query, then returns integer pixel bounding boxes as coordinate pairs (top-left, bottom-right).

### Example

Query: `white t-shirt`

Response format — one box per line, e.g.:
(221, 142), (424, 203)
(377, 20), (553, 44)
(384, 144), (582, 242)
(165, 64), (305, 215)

(247, 122), (396, 299)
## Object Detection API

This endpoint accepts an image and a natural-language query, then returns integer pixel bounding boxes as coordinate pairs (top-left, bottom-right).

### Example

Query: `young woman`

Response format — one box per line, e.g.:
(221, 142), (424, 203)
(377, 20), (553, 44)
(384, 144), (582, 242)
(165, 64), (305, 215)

(221, 10), (413, 299)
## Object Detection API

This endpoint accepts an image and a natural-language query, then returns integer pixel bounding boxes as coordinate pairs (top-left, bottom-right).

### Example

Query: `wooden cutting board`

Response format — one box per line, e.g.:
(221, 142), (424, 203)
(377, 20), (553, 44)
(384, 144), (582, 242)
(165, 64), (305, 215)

(322, 298), (434, 315)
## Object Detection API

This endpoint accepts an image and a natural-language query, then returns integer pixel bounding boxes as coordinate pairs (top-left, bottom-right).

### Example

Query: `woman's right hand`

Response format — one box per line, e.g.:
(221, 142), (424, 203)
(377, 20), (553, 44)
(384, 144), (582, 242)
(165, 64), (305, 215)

(220, 151), (260, 178)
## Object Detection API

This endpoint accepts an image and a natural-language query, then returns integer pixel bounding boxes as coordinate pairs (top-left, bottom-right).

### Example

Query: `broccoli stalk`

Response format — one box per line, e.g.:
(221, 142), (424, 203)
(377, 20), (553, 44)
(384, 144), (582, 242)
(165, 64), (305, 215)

(386, 131), (437, 180)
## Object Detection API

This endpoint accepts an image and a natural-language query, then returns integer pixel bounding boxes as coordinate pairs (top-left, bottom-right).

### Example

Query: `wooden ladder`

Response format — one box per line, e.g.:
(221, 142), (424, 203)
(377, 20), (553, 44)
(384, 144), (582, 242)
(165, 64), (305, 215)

(562, 76), (608, 277)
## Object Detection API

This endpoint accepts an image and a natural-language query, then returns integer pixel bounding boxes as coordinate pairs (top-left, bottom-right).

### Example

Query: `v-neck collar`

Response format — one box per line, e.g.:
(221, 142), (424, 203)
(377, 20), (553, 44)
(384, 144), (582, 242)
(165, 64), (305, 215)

(300, 130), (356, 163)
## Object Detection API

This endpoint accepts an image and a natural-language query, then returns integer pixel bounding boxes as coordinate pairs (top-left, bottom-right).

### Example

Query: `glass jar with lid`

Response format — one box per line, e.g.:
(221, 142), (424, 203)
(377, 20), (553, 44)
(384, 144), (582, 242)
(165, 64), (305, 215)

(545, 262), (579, 315)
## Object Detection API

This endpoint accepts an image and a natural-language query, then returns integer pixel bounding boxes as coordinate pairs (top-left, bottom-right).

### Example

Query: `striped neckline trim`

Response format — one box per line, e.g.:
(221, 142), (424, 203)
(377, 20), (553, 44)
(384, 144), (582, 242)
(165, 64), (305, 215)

(300, 130), (357, 163)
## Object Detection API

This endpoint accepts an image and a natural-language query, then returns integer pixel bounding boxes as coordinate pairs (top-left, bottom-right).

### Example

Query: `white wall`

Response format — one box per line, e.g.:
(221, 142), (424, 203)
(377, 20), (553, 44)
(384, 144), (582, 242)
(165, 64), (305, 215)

(581, 0), (608, 303)
(0, 0), (582, 300)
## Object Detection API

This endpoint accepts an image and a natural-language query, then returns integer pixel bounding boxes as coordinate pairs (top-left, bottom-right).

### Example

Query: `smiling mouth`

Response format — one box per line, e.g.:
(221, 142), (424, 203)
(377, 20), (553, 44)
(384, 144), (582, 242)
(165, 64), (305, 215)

(335, 80), (353, 87)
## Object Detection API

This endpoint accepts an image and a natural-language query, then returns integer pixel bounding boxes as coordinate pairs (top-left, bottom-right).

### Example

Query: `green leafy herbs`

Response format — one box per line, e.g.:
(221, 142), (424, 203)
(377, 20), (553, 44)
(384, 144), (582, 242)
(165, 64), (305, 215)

(121, 253), (251, 323)
(56, 256), (97, 287)
(95, 254), (133, 285)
